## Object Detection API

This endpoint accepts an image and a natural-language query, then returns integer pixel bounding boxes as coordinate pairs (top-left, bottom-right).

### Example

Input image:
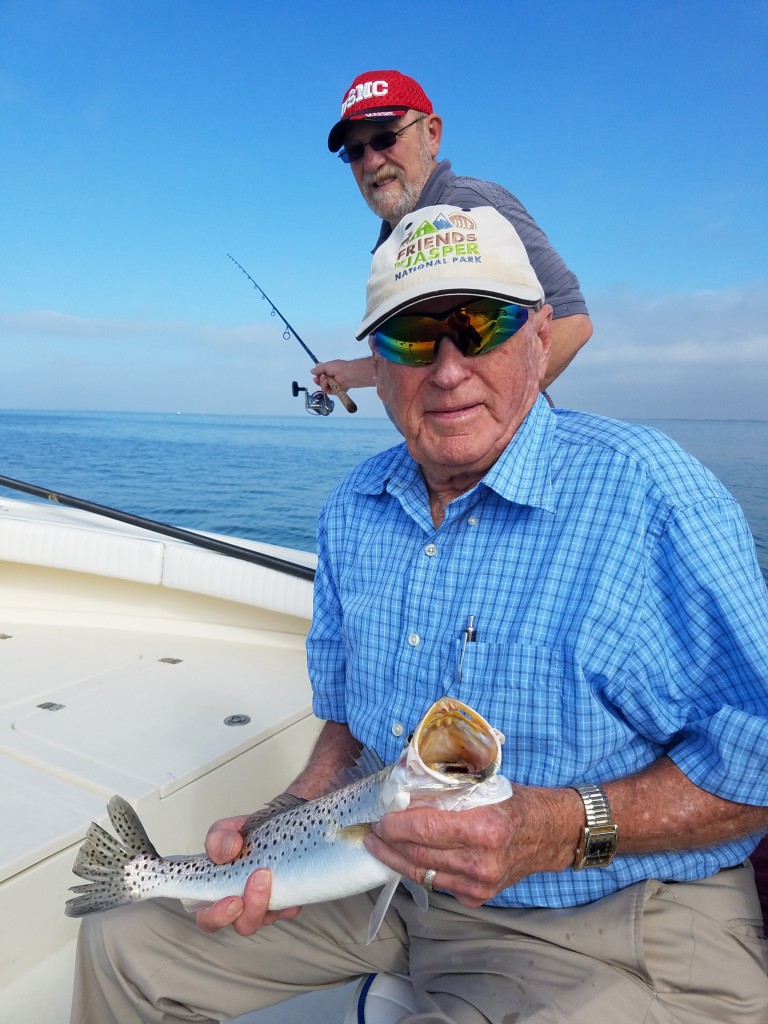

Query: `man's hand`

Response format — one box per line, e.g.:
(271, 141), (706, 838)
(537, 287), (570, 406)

(312, 356), (376, 392)
(364, 788), (579, 907)
(195, 814), (301, 936)
(194, 723), (361, 935)
(365, 759), (768, 907)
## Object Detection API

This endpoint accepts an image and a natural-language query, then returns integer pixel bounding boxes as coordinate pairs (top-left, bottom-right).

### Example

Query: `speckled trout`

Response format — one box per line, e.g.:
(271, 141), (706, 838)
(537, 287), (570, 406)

(65, 698), (512, 939)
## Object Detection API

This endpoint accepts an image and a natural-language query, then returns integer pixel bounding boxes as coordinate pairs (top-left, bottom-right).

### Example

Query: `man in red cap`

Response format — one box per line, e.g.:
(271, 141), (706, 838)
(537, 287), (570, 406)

(314, 69), (593, 400)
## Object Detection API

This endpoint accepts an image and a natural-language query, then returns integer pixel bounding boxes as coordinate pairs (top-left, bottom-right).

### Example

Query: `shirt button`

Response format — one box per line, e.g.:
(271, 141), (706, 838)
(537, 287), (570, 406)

(467, 516), (479, 526)
(408, 633), (421, 647)
(424, 543), (437, 557)
(392, 722), (405, 737)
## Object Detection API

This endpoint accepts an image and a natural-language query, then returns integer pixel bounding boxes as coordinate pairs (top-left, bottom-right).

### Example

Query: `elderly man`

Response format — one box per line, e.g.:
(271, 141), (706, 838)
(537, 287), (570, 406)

(72, 208), (768, 1024)
(313, 70), (592, 398)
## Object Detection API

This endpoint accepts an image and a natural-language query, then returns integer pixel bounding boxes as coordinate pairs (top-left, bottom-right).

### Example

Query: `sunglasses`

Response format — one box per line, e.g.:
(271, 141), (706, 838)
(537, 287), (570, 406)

(338, 116), (426, 164)
(371, 299), (537, 367)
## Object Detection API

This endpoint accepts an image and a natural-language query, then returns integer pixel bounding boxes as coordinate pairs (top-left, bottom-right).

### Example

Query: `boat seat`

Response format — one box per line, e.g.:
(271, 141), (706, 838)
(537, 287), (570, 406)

(343, 974), (416, 1024)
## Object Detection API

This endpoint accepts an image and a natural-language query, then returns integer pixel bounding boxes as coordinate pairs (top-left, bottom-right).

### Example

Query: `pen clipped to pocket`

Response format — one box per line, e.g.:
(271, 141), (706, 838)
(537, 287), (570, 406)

(457, 614), (477, 684)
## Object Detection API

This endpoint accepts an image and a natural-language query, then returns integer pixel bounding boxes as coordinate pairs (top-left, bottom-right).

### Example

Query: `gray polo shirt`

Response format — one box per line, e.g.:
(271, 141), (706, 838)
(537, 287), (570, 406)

(374, 160), (588, 320)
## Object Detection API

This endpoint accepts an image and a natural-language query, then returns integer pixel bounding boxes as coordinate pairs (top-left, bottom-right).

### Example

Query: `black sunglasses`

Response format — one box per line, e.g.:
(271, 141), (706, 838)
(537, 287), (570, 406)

(338, 116), (426, 165)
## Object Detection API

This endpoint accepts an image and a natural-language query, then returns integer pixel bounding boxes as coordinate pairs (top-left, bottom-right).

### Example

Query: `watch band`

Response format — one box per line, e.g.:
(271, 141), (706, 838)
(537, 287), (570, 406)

(571, 783), (619, 870)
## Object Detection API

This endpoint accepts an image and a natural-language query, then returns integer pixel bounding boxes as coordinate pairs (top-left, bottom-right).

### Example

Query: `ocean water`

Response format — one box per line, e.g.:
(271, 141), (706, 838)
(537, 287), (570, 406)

(0, 410), (765, 582)
(0, 410), (401, 552)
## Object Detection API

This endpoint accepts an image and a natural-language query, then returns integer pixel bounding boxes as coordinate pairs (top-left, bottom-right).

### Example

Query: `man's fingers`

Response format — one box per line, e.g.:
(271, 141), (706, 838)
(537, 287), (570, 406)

(231, 869), (273, 935)
(204, 815), (249, 864)
(196, 896), (243, 934)
(195, 869), (275, 936)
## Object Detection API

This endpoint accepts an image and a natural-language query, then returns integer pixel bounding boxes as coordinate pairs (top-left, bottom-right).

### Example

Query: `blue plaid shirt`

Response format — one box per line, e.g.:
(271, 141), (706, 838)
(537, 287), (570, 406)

(308, 397), (768, 908)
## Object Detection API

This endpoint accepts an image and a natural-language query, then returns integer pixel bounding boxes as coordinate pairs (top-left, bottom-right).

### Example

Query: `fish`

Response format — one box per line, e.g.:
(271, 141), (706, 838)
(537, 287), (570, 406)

(64, 697), (512, 940)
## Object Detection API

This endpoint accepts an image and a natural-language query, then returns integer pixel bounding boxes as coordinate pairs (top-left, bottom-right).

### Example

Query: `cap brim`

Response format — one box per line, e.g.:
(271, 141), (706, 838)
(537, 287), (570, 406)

(355, 283), (543, 340)
(327, 109), (407, 152)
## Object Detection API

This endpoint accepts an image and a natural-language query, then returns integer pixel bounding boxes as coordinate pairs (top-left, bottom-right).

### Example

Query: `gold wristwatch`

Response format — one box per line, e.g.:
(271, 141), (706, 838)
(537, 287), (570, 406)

(571, 783), (619, 870)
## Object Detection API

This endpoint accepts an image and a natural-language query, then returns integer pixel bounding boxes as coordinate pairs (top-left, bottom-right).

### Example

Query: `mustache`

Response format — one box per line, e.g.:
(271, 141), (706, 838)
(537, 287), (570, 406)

(362, 164), (404, 189)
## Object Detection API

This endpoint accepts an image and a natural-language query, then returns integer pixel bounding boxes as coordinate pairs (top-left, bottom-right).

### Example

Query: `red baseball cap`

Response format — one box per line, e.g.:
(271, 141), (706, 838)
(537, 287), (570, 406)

(328, 70), (433, 153)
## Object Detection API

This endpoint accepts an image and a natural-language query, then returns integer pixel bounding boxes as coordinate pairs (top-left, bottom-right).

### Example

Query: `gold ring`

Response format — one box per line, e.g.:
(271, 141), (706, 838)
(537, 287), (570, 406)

(422, 868), (437, 890)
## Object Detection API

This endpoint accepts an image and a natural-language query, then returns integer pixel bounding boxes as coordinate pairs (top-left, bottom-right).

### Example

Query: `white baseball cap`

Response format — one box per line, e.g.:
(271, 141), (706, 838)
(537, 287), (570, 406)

(356, 205), (544, 339)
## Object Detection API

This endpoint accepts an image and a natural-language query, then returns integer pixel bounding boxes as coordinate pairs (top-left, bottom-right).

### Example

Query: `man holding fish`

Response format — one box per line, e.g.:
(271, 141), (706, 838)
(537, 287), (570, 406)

(71, 208), (768, 1023)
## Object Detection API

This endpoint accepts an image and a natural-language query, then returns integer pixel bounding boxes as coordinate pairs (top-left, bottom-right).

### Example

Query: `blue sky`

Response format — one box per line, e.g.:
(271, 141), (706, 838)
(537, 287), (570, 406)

(1, 0), (766, 420)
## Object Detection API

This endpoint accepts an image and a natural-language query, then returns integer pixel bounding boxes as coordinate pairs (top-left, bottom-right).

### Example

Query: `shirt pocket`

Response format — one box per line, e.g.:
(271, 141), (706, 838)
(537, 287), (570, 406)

(447, 640), (566, 786)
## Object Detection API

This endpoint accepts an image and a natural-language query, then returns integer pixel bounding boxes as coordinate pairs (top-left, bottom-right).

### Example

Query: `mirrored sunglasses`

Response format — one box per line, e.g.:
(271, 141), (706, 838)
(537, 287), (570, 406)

(338, 116), (426, 164)
(371, 300), (537, 367)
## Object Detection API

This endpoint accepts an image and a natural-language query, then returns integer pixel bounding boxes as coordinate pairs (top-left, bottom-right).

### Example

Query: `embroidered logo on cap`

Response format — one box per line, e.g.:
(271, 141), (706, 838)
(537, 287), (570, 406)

(394, 212), (481, 277)
(341, 79), (389, 116)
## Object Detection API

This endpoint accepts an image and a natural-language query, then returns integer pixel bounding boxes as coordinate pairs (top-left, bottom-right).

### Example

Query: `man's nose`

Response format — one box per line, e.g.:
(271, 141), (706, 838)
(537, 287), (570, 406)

(429, 336), (472, 385)
(360, 144), (387, 173)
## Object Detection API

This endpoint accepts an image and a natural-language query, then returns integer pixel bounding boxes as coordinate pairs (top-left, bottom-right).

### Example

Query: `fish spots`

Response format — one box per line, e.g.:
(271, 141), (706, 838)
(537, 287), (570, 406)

(67, 700), (503, 919)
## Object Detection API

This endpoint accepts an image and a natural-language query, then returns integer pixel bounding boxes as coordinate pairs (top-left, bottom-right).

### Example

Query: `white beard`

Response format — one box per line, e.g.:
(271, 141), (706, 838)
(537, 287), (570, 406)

(360, 144), (436, 224)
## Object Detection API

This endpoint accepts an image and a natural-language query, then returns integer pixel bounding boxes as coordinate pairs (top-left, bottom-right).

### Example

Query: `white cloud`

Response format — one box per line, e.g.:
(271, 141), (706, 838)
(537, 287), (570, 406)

(0, 308), (378, 415)
(552, 283), (768, 420)
(2, 283), (766, 419)
(0, 310), (261, 346)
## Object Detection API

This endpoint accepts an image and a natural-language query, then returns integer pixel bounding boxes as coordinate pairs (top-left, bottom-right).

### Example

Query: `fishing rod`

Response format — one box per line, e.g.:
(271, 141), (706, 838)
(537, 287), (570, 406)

(0, 474), (316, 582)
(227, 254), (357, 415)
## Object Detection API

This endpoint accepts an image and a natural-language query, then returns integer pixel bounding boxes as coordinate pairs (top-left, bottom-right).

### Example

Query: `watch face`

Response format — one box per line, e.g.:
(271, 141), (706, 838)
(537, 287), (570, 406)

(584, 825), (619, 865)
(587, 835), (617, 861)
(572, 786), (619, 870)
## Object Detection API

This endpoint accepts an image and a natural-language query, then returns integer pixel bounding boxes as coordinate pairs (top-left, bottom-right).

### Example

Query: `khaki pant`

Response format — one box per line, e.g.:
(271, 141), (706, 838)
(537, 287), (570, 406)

(71, 863), (768, 1023)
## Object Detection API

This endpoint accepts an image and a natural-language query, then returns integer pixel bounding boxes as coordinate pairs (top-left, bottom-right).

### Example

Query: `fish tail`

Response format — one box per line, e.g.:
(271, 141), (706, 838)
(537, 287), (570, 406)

(64, 796), (160, 918)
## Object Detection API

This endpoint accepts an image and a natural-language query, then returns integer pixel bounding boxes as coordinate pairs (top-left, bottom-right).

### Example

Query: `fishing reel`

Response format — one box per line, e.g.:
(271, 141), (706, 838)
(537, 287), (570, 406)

(291, 381), (335, 416)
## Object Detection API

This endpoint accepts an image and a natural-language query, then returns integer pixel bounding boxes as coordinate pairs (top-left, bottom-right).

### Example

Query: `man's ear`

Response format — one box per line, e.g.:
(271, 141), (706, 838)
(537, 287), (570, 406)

(426, 114), (442, 157)
(536, 305), (553, 364)
(368, 340), (390, 403)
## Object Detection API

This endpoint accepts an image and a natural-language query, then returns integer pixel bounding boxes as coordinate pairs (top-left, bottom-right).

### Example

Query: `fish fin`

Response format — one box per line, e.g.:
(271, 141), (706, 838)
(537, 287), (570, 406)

(64, 795), (159, 918)
(401, 877), (429, 912)
(337, 823), (373, 842)
(327, 747), (386, 791)
(242, 751), (385, 835)
(240, 792), (309, 834)
(180, 898), (214, 914)
(366, 874), (401, 944)
(106, 795), (159, 855)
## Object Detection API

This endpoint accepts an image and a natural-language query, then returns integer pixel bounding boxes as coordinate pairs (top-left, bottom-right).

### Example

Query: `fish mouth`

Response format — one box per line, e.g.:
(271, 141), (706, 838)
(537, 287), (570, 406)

(409, 698), (502, 785)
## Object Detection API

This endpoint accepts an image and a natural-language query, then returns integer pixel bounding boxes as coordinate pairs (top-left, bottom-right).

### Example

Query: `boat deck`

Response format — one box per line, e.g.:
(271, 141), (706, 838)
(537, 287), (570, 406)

(0, 497), (320, 1021)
